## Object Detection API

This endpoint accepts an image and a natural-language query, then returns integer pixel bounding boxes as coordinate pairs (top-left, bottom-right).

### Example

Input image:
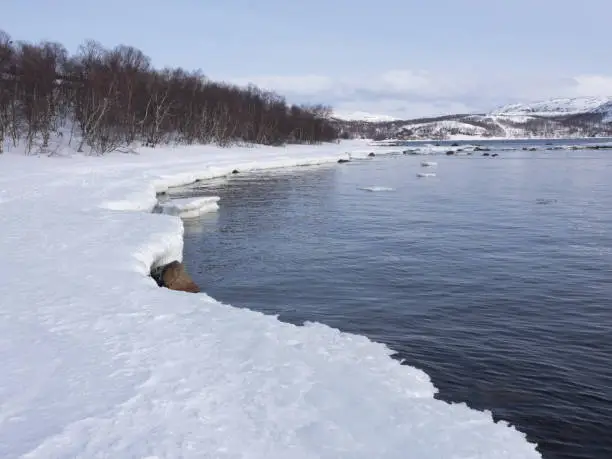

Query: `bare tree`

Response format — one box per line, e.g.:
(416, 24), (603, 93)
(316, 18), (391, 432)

(0, 32), (340, 155)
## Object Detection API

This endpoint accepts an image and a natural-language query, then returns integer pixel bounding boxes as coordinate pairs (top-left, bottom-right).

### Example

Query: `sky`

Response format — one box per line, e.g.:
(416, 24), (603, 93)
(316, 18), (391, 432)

(4, 0), (612, 119)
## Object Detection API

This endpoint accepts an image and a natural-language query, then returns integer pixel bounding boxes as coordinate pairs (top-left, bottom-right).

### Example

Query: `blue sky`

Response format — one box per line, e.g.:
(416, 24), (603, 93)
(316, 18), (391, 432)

(4, 0), (612, 119)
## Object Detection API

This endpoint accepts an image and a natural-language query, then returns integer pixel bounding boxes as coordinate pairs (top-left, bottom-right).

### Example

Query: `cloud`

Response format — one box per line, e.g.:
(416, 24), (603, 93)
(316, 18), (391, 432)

(224, 70), (612, 119)
(229, 74), (334, 96)
(571, 75), (612, 97)
(378, 70), (436, 94)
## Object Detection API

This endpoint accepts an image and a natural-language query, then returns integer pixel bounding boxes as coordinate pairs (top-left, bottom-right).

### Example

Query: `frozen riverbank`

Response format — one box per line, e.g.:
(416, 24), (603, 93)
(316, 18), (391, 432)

(0, 140), (540, 458)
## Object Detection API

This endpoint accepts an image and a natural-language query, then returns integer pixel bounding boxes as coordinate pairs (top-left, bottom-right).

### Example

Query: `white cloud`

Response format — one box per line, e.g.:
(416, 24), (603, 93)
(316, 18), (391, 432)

(378, 70), (434, 94)
(571, 75), (612, 97)
(229, 74), (333, 96)
(225, 70), (612, 119)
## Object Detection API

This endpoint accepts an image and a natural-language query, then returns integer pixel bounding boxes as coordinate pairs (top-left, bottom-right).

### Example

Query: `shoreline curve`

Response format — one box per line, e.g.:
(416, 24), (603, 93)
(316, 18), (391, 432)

(0, 140), (542, 458)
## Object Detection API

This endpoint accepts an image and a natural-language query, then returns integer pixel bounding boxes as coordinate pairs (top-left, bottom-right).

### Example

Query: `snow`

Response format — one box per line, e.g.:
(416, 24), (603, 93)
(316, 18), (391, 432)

(398, 120), (492, 141)
(491, 96), (612, 117)
(492, 114), (536, 124)
(0, 138), (541, 459)
(370, 96), (612, 141)
(401, 120), (489, 137)
(157, 196), (220, 218)
(359, 186), (394, 192)
(333, 110), (398, 122)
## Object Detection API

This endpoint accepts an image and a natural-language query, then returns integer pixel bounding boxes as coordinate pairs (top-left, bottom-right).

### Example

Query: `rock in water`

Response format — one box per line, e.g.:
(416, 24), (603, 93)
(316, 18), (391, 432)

(152, 261), (200, 293)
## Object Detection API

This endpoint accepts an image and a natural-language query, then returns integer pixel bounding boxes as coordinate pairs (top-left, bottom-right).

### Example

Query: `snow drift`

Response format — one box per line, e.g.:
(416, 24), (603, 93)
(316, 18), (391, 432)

(0, 139), (540, 458)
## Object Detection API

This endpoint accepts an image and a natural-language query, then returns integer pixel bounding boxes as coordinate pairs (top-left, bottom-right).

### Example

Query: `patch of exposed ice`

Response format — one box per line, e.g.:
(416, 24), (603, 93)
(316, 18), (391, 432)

(158, 196), (220, 218)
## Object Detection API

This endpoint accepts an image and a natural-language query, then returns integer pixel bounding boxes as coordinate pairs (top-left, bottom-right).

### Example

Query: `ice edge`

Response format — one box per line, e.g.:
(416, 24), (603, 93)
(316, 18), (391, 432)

(104, 150), (388, 277)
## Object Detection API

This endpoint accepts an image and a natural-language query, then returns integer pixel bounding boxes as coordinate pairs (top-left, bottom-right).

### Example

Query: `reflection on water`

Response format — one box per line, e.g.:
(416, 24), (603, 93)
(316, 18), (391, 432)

(181, 212), (219, 236)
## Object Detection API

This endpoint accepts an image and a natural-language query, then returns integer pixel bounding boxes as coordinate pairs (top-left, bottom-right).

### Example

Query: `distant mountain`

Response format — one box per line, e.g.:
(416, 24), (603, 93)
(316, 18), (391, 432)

(333, 97), (612, 140)
(332, 110), (398, 123)
(491, 97), (612, 118)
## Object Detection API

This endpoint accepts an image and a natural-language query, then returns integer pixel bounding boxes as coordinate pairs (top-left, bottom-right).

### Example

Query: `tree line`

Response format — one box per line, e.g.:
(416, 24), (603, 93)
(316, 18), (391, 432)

(0, 30), (339, 154)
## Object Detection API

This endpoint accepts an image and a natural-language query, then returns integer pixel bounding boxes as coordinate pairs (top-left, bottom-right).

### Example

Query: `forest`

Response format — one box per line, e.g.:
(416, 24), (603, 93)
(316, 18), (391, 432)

(0, 30), (339, 154)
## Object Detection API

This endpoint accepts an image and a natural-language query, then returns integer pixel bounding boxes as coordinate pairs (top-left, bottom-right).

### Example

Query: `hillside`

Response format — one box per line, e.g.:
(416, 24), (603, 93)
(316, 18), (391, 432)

(334, 97), (612, 140)
(491, 97), (612, 118)
(332, 110), (398, 123)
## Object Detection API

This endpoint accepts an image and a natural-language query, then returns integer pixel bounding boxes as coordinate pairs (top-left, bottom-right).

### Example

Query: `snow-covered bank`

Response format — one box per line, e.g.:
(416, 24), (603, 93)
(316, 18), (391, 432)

(0, 140), (540, 458)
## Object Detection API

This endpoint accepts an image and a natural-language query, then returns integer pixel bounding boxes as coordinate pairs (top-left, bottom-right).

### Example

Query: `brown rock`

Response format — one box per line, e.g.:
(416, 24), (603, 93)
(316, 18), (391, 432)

(160, 261), (200, 293)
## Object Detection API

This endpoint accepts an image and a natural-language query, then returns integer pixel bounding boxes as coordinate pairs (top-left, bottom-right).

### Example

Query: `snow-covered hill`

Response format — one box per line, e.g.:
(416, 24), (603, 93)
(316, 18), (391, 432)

(336, 97), (612, 140)
(332, 110), (398, 122)
(491, 96), (612, 117)
(398, 119), (490, 139)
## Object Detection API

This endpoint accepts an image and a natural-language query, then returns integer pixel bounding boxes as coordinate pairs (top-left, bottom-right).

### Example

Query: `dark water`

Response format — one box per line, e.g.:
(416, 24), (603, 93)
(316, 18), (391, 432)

(179, 139), (612, 459)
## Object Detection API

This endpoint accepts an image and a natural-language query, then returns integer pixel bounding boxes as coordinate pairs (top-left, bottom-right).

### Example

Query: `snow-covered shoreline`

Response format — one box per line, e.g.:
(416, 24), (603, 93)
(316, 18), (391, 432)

(372, 134), (612, 143)
(0, 140), (541, 458)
